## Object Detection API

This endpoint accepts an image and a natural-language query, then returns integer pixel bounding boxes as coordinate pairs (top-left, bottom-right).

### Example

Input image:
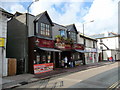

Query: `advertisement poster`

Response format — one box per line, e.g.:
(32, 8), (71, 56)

(34, 63), (53, 74)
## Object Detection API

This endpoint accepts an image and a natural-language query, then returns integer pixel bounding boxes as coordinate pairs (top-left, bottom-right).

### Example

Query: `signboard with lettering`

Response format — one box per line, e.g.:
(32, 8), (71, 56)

(0, 38), (5, 47)
(34, 63), (53, 74)
(37, 38), (54, 48)
(73, 44), (84, 50)
(55, 43), (72, 50)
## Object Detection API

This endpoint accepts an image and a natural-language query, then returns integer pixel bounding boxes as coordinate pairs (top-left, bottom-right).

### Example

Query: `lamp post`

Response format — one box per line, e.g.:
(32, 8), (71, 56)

(25, 0), (39, 73)
(82, 20), (94, 45)
(82, 20), (94, 36)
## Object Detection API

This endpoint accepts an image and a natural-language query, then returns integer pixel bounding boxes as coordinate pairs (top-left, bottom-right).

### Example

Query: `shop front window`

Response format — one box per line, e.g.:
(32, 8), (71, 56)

(36, 55), (40, 64)
(36, 51), (53, 64)
(41, 55), (46, 63)
(47, 52), (51, 63)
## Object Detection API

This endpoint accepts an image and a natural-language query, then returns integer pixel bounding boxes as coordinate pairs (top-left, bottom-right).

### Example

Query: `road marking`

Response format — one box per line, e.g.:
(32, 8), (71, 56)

(107, 80), (120, 90)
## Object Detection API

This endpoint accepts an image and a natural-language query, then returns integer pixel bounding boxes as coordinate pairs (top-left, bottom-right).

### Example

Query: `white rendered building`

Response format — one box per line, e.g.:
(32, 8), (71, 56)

(0, 8), (12, 76)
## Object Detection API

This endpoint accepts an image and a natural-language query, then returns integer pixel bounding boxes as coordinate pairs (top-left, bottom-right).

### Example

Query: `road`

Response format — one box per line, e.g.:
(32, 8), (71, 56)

(70, 67), (120, 88)
(16, 62), (120, 89)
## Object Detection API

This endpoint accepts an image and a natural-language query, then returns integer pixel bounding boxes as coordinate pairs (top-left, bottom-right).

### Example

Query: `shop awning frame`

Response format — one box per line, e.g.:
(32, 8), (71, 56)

(38, 47), (62, 52)
(75, 49), (97, 53)
(74, 49), (85, 53)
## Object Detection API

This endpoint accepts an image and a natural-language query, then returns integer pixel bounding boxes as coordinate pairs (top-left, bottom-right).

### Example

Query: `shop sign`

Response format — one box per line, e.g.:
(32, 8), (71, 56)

(85, 48), (97, 52)
(75, 60), (82, 66)
(73, 44), (84, 50)
(34, 63), (53, 74)
(0, 38), (5, 47)
(55, 43), (72, 49)
(37, 38), (54, 48)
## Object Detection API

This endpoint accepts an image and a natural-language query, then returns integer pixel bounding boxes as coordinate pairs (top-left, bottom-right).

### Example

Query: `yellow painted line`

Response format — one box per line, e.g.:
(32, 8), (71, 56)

(107, 80), (120, 90)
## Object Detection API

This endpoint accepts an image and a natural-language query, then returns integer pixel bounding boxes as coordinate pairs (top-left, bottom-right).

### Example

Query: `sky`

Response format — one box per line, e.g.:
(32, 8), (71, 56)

(0, 0), (119, 35)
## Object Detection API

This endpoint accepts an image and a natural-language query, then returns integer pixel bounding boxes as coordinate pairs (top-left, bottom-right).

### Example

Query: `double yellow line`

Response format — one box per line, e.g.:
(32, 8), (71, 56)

(107, 80), (120, 90)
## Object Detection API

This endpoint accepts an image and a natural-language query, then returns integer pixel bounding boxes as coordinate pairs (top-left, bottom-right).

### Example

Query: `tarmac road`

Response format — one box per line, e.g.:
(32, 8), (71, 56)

(70, 67), (120, 89)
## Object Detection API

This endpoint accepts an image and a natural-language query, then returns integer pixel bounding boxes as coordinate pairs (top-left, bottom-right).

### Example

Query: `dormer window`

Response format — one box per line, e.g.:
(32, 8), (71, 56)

(60, 30), (65, 37)
(71, 32), (76, 42)
(40, 23), (50, 36)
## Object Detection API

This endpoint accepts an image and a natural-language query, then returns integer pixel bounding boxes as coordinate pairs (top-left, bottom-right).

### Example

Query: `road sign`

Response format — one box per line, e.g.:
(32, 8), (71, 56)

(0, 38), (5, 47)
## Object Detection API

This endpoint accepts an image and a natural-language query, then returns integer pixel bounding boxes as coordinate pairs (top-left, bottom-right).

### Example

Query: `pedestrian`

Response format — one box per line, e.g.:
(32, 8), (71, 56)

(109, 56), (113, 62)
(107, 57), (109, 62)
(111, 56), (115, 62)
(61, 59), (64, 68)
(64, 56), (68, 68)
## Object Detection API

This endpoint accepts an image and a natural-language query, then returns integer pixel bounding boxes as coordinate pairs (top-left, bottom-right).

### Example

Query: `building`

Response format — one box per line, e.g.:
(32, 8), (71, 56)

(52, 23), (85, 67)
(0, 7), (12, 76)
(28, 11), (61, 74)
(78, 33), (98, 64)
(91, 32), (120, 61)
(7, 11), (62, 74)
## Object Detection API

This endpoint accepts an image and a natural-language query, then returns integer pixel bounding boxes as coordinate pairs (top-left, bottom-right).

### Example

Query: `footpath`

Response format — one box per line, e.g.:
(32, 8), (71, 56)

(1, 61), (118, 89)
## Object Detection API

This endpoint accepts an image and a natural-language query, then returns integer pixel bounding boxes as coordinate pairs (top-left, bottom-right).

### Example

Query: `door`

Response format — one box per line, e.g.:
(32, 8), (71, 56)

(55, 52), (60, 68)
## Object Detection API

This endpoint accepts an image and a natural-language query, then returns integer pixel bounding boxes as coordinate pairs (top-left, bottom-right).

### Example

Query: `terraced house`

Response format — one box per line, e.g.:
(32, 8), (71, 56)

(7, 10), (99, 75)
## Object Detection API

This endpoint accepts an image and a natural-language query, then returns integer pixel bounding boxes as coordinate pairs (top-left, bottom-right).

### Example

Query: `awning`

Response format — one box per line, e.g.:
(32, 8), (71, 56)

(75, 49), (85, 53)
(75, 49), (97, 53)
(38, 47), (62, 52)
(85, 51), (97, 53)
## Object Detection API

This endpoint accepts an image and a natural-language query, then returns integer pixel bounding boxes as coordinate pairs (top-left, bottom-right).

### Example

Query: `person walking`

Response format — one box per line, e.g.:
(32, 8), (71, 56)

(64, 56), (68, 68)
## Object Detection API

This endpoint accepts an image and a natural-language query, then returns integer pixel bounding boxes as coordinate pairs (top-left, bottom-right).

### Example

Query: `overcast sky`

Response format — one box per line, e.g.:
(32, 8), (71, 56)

(0, 0), (119, 35)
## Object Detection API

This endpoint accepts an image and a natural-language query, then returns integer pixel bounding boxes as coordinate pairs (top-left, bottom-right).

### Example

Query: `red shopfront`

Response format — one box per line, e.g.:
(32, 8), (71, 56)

(28, 37), (61, 74)
(55, 42), (85, 67)
(55, 43), (73, 67)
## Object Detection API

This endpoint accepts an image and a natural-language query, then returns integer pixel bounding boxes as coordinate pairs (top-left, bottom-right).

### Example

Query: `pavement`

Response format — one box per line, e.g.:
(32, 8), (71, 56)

(1, 61), (118, 89)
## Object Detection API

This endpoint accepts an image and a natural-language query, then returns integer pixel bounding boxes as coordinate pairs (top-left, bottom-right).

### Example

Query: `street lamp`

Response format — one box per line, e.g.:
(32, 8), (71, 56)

(25, 0), (39, 73)
(82, 20), (94, 65)
(27, 0), (39, 14)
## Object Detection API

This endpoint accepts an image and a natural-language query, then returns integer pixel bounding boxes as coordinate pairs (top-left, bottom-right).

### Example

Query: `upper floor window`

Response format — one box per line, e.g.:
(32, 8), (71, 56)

(100, 46), (103, 49)
(40, 23), (50, 36)
(84, 39), (86, 46)
(71, 32), (76, 41)
(93, 41), (96, 48)
(60, 30), (65, 37)
(100, 39), (103, 42)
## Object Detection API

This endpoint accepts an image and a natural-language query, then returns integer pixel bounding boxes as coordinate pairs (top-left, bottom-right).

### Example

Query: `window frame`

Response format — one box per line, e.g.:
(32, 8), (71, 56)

(40, 22), (51, 37)
(70, 31), (77, 42)
(60, 29), (66, 37)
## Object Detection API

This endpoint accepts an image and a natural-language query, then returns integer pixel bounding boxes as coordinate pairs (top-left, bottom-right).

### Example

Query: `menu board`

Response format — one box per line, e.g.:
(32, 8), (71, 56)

(34, 63), (53, 74)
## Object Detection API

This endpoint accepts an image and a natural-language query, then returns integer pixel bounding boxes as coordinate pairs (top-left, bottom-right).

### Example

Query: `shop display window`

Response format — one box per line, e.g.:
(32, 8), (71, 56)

(35, 51), (53, 64)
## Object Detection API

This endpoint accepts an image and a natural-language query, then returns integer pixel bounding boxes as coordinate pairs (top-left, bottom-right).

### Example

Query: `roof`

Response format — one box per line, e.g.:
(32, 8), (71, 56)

(53, 23), (67, 30)
(14, 12), (23, 17)
(79, 33), (97, 41)
(66, 24), (78, 34)
(0, 7), (13, 18)
(90, 32), (119, 39)
(34, 11), (54, 26)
